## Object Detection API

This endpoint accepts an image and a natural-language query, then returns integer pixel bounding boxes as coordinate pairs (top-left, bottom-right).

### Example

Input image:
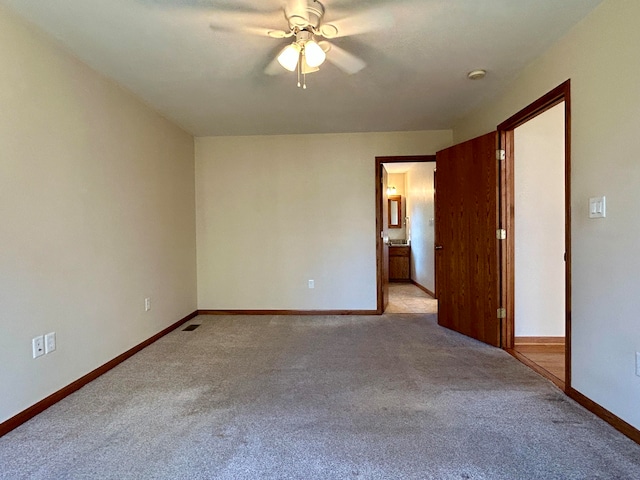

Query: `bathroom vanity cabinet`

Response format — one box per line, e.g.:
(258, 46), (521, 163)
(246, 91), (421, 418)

(389, 245), (411, 282)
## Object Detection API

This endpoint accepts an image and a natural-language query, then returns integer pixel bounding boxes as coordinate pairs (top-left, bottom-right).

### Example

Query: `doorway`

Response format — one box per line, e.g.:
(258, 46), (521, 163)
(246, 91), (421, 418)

(375, 155), (436, 314)
(499, 81), (571, 390)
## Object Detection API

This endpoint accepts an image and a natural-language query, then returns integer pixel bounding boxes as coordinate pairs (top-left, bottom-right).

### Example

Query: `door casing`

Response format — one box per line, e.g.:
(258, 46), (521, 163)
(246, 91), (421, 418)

(375, 155), (436, 314)
(497, 80), (572, 388)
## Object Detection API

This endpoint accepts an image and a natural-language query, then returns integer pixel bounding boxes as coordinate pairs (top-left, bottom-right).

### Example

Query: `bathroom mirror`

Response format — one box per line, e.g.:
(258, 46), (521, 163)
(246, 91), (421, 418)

(388, 195), (402, 228)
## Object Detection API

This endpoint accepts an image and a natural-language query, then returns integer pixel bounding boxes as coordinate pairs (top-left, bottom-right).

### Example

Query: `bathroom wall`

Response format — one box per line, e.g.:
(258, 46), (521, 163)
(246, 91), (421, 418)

(406, 163), (436, 293)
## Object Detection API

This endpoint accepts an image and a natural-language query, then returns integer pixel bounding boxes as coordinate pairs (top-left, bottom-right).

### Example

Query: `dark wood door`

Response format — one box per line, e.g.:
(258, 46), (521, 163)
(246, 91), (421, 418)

(435, 132), (501, 347)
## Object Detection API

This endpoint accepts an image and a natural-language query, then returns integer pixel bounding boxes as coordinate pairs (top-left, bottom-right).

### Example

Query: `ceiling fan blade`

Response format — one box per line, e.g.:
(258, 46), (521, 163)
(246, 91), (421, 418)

(285, 0), (310, 27)
(265, 55), (286, 76)
(320, 8), (394, 38)
(210, 23), (287, 38)
(319, 41), (366, 75)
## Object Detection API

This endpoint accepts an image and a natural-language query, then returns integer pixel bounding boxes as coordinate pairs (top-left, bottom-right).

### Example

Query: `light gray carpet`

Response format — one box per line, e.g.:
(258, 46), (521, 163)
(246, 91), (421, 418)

(2, 313), (640, 479)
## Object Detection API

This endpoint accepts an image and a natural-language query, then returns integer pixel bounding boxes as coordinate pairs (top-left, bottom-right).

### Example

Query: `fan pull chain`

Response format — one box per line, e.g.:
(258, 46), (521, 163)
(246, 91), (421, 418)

(297, 51), (301, 88)
(301, 50), (306, 89)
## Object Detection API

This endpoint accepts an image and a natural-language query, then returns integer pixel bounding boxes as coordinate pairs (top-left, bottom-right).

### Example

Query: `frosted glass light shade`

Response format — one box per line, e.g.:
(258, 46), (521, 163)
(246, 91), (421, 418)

(301, 58), (319, 74)
(304, 40), (326, 68)
(277, 43), (301, 71)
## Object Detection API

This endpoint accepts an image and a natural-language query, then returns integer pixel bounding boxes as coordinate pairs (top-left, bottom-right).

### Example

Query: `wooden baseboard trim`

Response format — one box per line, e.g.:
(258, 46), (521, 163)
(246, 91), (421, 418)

(410, 280), (435, 298)
(566, 387), (640, 445)
(509, 347), (640, 445)
(506, 348), (565, 391)
(0, 310), (198, 438)
(515, 336), (565, 345)
(197, 309), (378, 316)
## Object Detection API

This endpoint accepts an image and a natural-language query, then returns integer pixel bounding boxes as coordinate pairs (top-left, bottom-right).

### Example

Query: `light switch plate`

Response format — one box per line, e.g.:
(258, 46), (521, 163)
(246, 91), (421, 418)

(589, 196), (606, 218)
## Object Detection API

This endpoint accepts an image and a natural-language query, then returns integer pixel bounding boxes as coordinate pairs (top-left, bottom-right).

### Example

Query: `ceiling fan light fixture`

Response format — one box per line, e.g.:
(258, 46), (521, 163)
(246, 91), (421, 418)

(277, 43), (301, 72)
(301, 58), (319, 74)
(304, 39), (326, 67)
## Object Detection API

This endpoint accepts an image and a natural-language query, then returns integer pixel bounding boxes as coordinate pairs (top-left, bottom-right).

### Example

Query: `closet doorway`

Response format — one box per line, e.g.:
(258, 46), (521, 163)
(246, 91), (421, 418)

(500, 82), (571, 390)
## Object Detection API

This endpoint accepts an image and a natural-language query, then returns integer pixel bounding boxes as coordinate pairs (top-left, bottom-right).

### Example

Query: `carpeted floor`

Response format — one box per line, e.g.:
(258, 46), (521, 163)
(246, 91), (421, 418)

(1, 313), (639, 479)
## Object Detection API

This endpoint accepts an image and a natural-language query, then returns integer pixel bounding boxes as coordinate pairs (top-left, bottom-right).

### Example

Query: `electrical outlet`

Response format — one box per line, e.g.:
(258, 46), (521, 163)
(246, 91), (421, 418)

(45, 332), (56, 354)
(32, 336), (44, 358)
(145, 297), (151, 312)
(308, 279), (314, 289)
(636, 352), (640, 377)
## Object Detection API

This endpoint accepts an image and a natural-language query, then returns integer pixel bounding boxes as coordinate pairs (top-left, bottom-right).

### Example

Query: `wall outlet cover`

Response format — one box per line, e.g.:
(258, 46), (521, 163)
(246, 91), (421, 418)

(45, 332), (56, 354)
(32, 335), (44, 358)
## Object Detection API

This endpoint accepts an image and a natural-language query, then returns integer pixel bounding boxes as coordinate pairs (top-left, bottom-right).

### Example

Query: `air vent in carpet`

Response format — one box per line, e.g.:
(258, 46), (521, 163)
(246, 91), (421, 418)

(182, 324), (200, 331)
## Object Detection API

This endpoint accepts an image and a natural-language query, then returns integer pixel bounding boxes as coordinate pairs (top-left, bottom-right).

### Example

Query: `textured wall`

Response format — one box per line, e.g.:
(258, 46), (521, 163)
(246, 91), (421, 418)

(195, 131), (452, 310)
(0, 7), (197, 424)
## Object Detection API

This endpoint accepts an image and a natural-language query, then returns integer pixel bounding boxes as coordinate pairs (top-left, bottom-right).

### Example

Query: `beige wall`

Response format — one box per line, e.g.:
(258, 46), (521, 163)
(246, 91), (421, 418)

(0, 7), (197, 424)
(406, 163), (436, 293)
(196, 131), (452, 310)
(454, 0), (640, 429)
(514, 103), (565, 337)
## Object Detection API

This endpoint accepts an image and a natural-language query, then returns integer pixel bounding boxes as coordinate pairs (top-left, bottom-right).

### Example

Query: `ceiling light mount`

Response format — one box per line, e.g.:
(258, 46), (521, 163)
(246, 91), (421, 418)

(467, 69), (487, 80)
(287, 0), (325, 30)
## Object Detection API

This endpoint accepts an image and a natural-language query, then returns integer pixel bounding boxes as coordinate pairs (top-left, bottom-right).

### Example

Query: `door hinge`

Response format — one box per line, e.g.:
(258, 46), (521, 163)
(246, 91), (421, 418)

(496, 229), (506, 240)
(496, 149), (505, 161)
(497, 307), (506, 319)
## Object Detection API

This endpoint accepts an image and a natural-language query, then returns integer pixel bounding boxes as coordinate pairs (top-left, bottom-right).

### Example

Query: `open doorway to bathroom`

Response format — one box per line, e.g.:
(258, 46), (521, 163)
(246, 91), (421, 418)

(375, 156), (437, 314)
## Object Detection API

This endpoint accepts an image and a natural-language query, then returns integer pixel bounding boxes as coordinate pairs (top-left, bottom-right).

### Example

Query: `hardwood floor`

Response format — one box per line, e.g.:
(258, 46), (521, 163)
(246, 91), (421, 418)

(512, 338), (565, 389)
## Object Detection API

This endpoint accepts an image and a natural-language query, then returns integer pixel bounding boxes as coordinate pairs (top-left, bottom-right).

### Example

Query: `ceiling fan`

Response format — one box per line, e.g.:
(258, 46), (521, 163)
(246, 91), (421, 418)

(209, 0), (393, 88)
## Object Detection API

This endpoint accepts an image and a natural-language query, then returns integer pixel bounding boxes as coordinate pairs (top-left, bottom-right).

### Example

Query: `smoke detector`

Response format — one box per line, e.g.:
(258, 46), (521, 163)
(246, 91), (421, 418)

(467, 69), (487, 80)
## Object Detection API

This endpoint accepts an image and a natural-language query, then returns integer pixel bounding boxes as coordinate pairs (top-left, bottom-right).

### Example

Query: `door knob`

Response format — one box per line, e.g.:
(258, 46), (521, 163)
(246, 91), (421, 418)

(435, 245), (443, 250)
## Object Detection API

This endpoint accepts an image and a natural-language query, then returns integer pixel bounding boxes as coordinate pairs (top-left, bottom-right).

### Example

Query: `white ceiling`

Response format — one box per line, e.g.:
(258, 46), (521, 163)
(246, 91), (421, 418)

(1, 0), (602, 137)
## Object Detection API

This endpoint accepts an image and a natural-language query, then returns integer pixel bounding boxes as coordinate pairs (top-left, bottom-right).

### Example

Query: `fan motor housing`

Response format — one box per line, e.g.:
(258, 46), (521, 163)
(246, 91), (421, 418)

(288, 0), (325, 29)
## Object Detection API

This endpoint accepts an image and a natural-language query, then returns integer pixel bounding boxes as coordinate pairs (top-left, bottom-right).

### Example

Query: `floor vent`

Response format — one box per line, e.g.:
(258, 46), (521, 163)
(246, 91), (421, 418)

(182, 324), (201, 331)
